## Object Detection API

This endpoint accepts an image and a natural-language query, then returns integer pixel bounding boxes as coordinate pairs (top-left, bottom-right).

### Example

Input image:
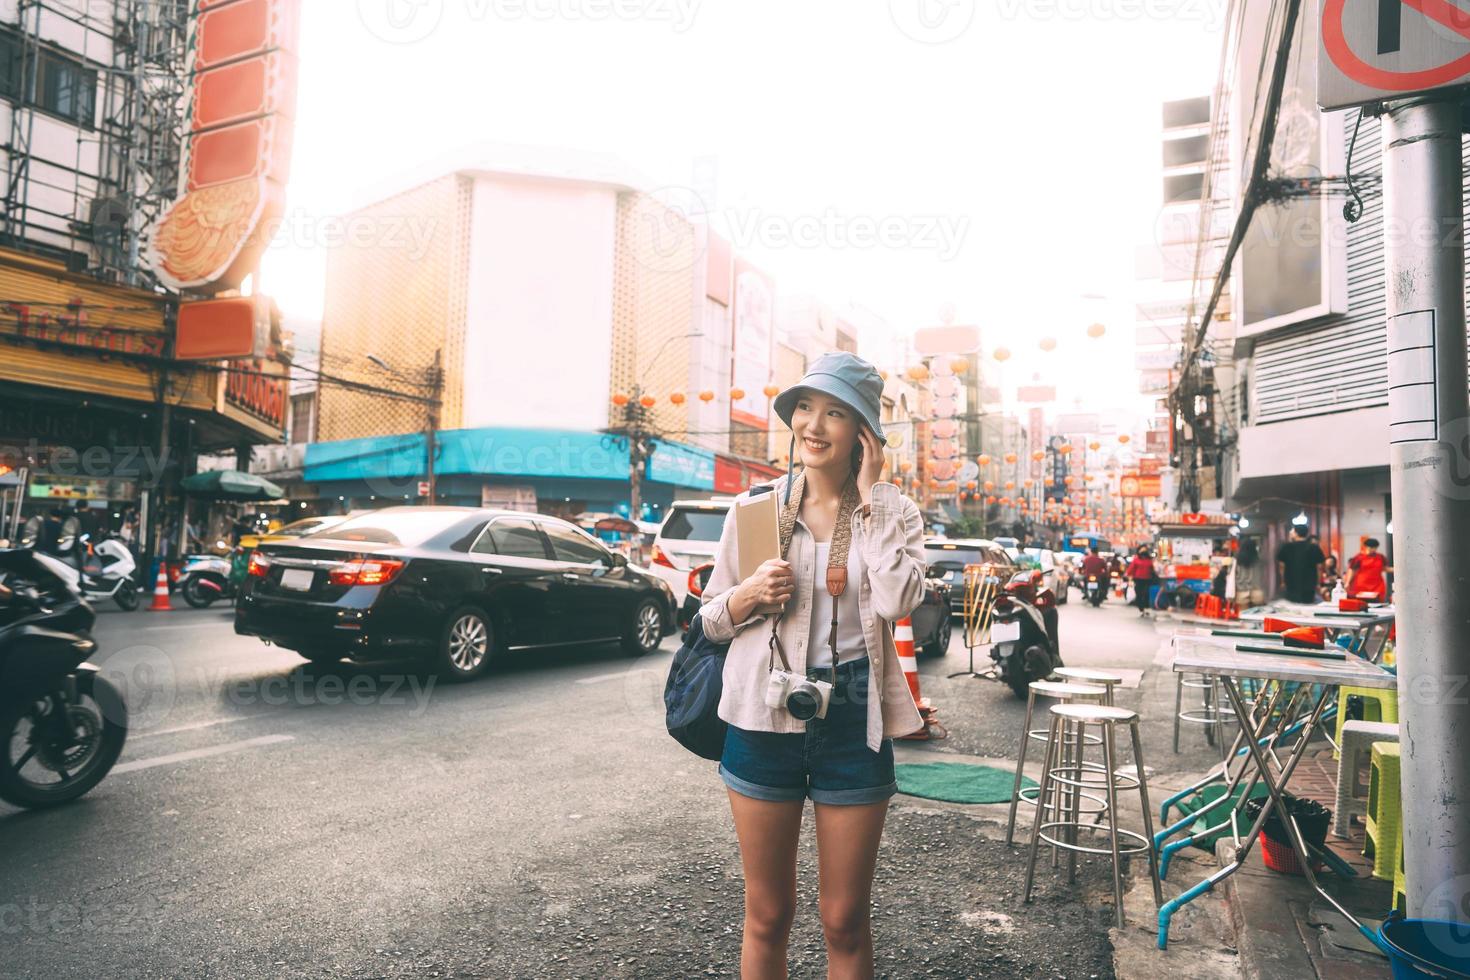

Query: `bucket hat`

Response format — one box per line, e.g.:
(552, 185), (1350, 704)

(772, 351), (886, 503)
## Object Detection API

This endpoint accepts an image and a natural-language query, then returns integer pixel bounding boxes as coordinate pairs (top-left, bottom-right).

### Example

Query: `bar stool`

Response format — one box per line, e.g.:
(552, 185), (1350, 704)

(1004, 680), (1109, 847)
(1173, 671), (1237, 756)
(1052, 666), (1125, 705)
(1023, 703), (1163, 929)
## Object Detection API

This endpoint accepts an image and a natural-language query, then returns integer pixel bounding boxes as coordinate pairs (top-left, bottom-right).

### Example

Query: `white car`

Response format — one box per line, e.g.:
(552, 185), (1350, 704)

(647, 498), (735, 605)
(1015, 547), (1069, 604)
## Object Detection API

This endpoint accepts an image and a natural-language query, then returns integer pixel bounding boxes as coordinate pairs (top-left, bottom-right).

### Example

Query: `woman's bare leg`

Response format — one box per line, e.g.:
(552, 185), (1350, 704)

(812, 799), (888, 979)
(728, 789), (805, 979)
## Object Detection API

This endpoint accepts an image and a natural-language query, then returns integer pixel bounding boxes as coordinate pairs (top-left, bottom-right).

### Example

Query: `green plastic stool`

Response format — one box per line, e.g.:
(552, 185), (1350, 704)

(1365, 741), (1402, 882)
(1334, 686), (1399, 758)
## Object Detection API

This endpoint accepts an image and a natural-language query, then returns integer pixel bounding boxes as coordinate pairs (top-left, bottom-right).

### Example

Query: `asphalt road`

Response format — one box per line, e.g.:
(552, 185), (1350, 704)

(0, 592), (1216, 978)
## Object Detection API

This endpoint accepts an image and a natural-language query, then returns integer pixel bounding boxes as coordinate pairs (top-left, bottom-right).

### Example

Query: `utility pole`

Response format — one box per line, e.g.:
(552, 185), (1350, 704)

(607, 391), (657, 566)
(425, 347), (442, 505)
(1381, 97), (1470, 918)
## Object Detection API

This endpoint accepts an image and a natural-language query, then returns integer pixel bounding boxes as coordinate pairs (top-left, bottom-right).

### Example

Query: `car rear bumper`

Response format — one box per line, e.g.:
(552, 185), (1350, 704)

(234, 591), (434, 659)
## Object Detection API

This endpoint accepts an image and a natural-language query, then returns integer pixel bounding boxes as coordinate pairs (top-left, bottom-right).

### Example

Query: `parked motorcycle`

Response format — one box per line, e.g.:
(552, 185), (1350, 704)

(23, 523), (141, 612)
(989, 569), (1063, 698)
(0, 547), (128, 808)
(178, 549), (242, 608)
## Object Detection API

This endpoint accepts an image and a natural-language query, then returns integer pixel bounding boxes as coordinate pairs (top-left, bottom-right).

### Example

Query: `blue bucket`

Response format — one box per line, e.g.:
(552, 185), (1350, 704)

(1380, 914), (1470, 979)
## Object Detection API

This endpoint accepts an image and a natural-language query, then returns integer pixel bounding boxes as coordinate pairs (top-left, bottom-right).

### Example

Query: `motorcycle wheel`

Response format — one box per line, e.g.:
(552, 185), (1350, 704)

(114, 583), (140, 611)
(181, 576), (218, 609)
(0, 676), (128, 809)
(1005, 643), (1053, 699)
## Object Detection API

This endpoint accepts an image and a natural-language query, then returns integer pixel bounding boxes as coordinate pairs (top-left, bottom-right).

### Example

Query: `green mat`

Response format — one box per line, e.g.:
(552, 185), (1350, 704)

(895, 762), (1035, 804)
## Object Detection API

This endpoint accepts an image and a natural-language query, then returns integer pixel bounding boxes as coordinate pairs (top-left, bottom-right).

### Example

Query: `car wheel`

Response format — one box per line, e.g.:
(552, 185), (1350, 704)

(621, 598), (664, 657)
(922, 614), (952, 658)
(439, 607), (494, 681)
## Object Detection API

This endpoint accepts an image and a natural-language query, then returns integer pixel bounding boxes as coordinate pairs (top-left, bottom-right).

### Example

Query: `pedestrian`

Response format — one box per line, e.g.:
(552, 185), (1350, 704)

(1347, 537), (1389, 601)
(1126, 545), (1157, 615)
(1319, 552), (1340, 601)
(699, 351), (925, 978)
(1275, 525), (1326, 604)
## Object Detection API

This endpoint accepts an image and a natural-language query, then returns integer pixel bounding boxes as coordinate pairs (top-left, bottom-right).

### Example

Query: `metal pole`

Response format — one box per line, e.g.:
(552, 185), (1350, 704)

(1381, 97), (1470, 921)
(425, 348), (441, 505)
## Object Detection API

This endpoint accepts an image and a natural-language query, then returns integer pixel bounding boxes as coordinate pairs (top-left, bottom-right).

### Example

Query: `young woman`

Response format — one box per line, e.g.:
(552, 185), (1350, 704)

(700, 351), (926, 978)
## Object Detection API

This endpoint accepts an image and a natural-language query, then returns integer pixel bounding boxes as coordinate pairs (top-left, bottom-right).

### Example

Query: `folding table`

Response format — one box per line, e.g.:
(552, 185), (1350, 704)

(1155, 635), (1397, 950)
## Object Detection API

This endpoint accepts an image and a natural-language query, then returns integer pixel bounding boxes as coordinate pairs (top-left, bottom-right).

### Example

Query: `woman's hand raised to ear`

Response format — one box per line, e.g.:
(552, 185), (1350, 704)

(857, 425), (886, 507)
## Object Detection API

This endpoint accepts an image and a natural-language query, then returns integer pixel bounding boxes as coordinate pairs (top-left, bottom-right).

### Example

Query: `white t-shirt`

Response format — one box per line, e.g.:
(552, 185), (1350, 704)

(806, 541), (867, 668)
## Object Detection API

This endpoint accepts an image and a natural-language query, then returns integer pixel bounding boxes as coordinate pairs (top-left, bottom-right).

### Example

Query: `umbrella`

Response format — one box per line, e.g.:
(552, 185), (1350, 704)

(180, 470), (286, 500)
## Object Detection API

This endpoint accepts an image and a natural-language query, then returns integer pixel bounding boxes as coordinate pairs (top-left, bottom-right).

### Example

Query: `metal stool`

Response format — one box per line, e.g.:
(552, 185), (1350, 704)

(1023, 703), (1163, 929)
(1173, 671), (1237, 757)
(1004, 680), (1109, 847)
(1052, 666), (1124, 705)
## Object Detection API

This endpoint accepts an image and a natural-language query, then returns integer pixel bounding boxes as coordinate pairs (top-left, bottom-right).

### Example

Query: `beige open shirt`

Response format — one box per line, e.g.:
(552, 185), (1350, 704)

(700, 478), (926, 752)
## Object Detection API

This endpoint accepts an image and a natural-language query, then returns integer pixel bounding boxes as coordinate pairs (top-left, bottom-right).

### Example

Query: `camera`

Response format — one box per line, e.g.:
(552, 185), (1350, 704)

(765, 668), (832, 721)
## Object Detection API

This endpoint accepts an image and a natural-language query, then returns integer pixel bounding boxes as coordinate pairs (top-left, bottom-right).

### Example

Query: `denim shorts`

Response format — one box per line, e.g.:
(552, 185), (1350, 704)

(719, 657), (897, 806)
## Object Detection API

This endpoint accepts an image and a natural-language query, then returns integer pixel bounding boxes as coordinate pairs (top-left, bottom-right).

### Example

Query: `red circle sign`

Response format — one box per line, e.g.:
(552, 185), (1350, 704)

(1324, 0), (1470, 91)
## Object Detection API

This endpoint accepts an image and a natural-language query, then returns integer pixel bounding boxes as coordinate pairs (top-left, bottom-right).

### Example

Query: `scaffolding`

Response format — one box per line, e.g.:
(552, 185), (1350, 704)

(2, 0), (190, 288)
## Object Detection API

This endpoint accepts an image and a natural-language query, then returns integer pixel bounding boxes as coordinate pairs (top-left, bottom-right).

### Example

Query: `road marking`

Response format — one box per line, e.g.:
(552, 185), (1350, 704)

(576, 671), (632, 685)
(131, 715), (258, 740)
(112, 734), (293, 774)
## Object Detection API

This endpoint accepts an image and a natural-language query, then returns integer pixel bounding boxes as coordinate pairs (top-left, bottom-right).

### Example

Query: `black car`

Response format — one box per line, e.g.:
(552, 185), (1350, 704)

(234, 507), (678, 680)
(922, 538), (1017, 617)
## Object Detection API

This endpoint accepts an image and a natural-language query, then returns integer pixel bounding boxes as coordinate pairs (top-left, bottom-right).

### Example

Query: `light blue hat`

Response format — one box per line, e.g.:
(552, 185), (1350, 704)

(772, 351), (886, 503)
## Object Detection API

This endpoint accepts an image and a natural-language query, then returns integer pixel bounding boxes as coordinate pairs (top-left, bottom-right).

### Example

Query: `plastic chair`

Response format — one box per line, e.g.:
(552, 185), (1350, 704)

(1365, 741), (1402, 881)
(1334, 686), (1399, 759)
(1334, 720), (1399, 838)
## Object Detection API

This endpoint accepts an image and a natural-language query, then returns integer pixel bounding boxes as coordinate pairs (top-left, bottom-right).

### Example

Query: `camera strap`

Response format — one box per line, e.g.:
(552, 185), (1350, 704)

(765, 471), (862, 689)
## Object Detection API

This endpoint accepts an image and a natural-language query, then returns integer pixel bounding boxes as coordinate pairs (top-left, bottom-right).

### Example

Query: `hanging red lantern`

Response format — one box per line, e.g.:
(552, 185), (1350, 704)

(611, 393), (629, 406)
(978, 454), (992, 466)
(730, 387), (746, 401)
(1004, 452), (1017, 464)
(762, 383), (780, 398)
(1087, 322), (1106, 339)
(984, 480), (995, 491)
(1004, 480), (1015, 490)
(640, 394), (657, 408)
(669, 392), (686, 405)
(698, 390), (715, 403)
(1118, 434), (1131, 444)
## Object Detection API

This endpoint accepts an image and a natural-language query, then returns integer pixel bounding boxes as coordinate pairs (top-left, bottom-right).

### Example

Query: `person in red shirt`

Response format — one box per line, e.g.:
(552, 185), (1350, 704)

(1126, 546), (1158, 615)
(1347, 538), (1389, 601)
(1079, 547), (1110, 594)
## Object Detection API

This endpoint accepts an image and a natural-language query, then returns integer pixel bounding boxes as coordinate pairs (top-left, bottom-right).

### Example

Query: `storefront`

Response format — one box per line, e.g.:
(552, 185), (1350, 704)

(300, 427), (782, 520)
(0, 247), (288, 552)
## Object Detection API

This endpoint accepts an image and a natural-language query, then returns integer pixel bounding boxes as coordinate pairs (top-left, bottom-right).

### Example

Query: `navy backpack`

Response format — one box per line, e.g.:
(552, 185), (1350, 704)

(663, 613), (728, 760)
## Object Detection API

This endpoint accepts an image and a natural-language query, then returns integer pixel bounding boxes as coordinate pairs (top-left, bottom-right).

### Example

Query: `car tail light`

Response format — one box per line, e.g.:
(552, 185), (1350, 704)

(687, 562), (714, 598)
(247, 551), (271, 577)
(651, 544), (677, 569)
(328, 558), (406, 586)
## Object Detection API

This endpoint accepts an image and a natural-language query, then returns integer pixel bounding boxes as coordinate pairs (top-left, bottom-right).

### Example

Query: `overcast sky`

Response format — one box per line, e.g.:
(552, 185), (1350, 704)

(258, 0), (1224, 419)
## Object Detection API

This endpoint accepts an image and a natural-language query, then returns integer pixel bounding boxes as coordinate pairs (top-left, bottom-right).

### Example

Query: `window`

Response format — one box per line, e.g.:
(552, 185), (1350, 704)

(480, 518), (549, 560)
(659, 507), (728, 542)
(289, 394), (315, 445)
(0, 31), (96, 128)
(304, 510), (466, 547)
(543, 523), (609, 565)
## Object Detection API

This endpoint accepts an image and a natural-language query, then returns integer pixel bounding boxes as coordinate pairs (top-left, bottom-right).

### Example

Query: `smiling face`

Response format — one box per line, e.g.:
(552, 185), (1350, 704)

(790, 389), (862, 475)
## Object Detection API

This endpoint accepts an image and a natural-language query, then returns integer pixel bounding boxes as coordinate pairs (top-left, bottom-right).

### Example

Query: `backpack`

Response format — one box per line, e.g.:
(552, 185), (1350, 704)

(663, 614), (729, 760)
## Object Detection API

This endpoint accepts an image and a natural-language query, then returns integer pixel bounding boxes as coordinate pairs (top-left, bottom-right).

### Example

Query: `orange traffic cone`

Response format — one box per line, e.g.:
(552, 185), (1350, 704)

(148, 564), (172, 611)
(894, 616), (945, 741)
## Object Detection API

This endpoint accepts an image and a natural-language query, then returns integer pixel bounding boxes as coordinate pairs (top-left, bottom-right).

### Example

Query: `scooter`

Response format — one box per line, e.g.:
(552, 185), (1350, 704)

(989, 569), (1064, 698)
(0, 547), (128, 808)
(1085, 574), (1107, 607)
(178, 550), (240, 608)
(62, 533), (140, 611)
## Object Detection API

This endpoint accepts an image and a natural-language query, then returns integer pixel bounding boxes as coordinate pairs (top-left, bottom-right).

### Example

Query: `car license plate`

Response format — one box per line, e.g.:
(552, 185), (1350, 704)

(280, 568), (314, 591)
(989, 620), (1021, 643)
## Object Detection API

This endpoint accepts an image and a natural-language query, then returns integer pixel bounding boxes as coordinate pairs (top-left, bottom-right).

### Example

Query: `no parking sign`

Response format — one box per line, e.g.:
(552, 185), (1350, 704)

(1319, 0), (1470, 109)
